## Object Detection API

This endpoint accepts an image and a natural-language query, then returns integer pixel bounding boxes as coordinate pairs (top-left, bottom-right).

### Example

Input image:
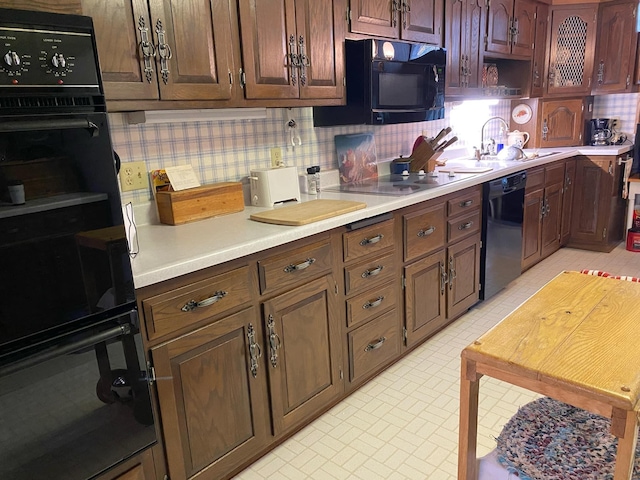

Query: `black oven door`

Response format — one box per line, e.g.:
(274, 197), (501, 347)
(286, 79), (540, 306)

(0, 112), (135, 354)
(0, 309), (157, 480)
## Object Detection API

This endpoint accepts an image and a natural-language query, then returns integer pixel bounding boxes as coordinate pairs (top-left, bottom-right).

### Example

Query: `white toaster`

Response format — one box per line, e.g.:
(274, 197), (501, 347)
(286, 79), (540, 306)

(249, 166), (301, 207)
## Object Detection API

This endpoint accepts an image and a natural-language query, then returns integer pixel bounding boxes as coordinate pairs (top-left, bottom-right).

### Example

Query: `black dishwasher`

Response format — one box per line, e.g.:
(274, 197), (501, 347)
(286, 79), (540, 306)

(480, 171), (527, 300)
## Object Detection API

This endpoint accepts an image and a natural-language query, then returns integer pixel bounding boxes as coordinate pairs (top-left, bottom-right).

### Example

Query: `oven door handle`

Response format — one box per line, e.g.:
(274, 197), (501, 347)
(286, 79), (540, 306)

(0, 322), (131, 377)
(0, 118), (99, 136)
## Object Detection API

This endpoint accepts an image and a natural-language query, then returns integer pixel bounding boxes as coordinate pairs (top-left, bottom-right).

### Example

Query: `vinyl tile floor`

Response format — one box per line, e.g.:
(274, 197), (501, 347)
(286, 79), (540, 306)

(233, 244), (640, 480)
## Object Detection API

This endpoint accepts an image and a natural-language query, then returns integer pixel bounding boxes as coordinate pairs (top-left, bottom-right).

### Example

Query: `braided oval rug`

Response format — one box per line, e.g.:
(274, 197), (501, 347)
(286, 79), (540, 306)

(495, 397), (640, 479)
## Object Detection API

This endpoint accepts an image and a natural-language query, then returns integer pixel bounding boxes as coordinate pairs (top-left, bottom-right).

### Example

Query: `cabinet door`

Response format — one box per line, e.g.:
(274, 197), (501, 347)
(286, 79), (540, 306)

(238, 0), (299, 99)
(560, 158), (576, 245)
(262, 275), (343, 436)
(151, 307), (270, 480)
(465, 0), (486, 90)
(547, 5), (597, 96)
(522, 188), (543, 270)
(445, 0), (466, 94)
(295, 0), (346, 100)
(447, 234), (480, 320)
(486, 0), (513, 55)
(540, 182), (562, 258)
(147, 0), (236, 101)
(511, 0), (536, 57)
(530, 2), (548, 97)
(570, 158), (611, 246)
(402, 0), (443, 44)
(404, 249), (447, 348)
(349, 0), (398, 38)
(592, 0), (636, 94)
(540, 98), (584, 147)
(81, 0), (160, 101)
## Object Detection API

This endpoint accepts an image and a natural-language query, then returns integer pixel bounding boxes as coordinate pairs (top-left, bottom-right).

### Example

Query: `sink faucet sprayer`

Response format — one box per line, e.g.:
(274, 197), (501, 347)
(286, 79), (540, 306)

(480, 116), (510, 156)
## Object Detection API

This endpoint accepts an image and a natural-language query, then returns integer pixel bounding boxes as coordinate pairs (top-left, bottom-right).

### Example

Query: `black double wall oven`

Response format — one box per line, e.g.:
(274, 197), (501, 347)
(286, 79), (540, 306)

(0, 9), (157, 480)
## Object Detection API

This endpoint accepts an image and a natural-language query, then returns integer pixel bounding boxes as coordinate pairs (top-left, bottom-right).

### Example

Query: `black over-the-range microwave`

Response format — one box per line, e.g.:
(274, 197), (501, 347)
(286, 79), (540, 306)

(313, 39), (446, 126)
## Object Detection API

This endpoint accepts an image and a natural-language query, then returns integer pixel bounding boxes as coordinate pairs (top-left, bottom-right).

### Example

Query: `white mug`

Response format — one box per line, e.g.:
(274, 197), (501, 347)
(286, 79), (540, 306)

(8, 183), (25, 205)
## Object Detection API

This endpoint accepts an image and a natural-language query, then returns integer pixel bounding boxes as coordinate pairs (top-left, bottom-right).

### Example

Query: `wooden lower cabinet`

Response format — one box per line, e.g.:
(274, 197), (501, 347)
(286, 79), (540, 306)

(262, 274), (343, 436)
(151, 307), (271, 480)
(97, 447), (163, 480)
(522, 162), (567, 270)
(560, 158), (576, 246)
(568, 155), (626, 252)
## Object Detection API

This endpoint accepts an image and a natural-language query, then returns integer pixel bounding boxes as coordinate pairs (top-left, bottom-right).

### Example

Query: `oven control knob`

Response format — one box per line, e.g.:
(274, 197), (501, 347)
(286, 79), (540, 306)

(3, 51), (20, 67)
(51, 53), (66, 69)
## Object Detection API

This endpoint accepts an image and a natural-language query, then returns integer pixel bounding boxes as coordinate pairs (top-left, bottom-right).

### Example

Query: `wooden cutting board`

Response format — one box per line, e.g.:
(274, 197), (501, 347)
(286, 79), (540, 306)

(250, 199), (366, 226)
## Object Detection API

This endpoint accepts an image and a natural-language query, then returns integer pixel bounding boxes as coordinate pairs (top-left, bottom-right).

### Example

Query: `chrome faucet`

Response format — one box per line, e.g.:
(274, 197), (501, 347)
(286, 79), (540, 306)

(480, 116), (509, 156)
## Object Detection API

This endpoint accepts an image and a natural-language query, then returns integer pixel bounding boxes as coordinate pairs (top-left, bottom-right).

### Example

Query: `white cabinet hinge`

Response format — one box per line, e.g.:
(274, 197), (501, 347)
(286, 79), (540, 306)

(602, 227), (607, 239)
(339, 368), (344, 380)
(146, 361), (156, 385)
(403, 326), (407, 342)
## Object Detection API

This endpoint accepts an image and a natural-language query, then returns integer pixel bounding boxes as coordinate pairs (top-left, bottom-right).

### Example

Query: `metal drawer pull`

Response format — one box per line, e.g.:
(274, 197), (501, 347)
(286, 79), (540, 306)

(440, 261), (448, 295)
(459, 200), (473, 207)
(365, 337), (386, 352)
(361, 265), (384, 278)
(458, 221), (474, 230)
(449, 256), (456, 290)
(267, 315), (281, 368)
(181, 290), (227, 311)
(363, 296), (385, 309)
(283, 257), (316, 273)
(417, 226), (435, 237)
(360, 234), (384, 246)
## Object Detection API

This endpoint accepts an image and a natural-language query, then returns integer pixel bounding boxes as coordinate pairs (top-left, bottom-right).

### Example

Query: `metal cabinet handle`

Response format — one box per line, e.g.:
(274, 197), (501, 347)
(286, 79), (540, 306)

(287, 34), (299, 86)
(417, 226), (435, 237)
(401, 0), (410, 29)
(137, 16), (155, 83)
(542, 120), (549, 141)
(392, 0), (400, 27)
(181, 290), (227, 311)
(267, 315), (281, 368)
(360, 234), (384, 246)
(155, 19), (172, 85)
(458, 221), (474, 230)
(364, 337), (386, 352)
(597, 60), (604, 85)
(284, 257), (315, 273)
(362, 265), (384, 278)
(459, 200), (473, 208)
(298, 35), (309, 87)
(440, 261), (448, 295)
(363, 296), (385, 309)
(448, 256), (456, 290)
(247, 324), (262, 378)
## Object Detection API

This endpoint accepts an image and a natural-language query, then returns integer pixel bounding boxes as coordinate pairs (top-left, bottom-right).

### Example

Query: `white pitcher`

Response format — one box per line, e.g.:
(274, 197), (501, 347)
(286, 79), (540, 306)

(506, 130), (530, 148)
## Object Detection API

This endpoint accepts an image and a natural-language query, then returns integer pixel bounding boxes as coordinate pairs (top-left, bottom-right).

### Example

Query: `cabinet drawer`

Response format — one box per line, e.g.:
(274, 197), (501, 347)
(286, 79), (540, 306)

(448, 211), (481, 243)
(344, 252), (396, 294)
(545, 162), (565, 185)
(346, 281), (397, 328)
(143, 266), (252, 340)
(526, 167), (545, 191)
(348, 309), (400, 384)
(447, 187), (481, 217)
(258, 240), (332, 295)
(403, 202), (446, 261)
(343, 218), (395, 262)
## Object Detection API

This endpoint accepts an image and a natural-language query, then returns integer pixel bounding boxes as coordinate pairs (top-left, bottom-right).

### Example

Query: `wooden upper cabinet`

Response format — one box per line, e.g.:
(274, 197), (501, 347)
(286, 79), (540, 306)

(82, 0), (237, 101)
(238, 0), (345, 100)
(0, 0), (81, 14)
(530, 2), (548, 97)
(546, 4), (597, 96)
(445, 0), (485, 95)
(486, 0), (534, 58)
(592, 0), (637, 94)
(539, 98), (585, 147)
(349, 0), (442, 45)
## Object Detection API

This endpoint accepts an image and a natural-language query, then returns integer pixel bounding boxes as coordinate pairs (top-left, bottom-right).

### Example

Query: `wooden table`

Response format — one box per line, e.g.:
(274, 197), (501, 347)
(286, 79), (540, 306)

(458, 271), (640, 479)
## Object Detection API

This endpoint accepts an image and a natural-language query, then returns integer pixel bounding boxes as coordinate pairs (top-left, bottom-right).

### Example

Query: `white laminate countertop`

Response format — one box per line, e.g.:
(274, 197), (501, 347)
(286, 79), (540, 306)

(131, 145), (632, 288)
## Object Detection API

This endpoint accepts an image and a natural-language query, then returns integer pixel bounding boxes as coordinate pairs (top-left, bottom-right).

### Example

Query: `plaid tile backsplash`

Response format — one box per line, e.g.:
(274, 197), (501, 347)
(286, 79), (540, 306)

(110, 93), (639, 205)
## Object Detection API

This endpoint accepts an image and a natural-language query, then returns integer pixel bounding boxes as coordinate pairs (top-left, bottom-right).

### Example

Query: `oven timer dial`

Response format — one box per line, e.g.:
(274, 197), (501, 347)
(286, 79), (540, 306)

(51, 53), (66, 69)
(3, 50), (20, 67)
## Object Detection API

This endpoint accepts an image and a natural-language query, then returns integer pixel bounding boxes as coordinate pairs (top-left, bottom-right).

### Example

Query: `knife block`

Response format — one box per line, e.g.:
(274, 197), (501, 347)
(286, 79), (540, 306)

(409, 141), (442, 172)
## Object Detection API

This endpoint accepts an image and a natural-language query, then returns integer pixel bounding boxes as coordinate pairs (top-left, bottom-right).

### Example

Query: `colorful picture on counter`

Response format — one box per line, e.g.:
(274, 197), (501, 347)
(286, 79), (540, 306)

(335, 132), (378, 184)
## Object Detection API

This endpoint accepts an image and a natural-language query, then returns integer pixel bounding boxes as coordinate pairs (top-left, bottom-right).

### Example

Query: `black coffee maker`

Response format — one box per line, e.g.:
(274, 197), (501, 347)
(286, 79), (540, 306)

(588, 118), (613, 146)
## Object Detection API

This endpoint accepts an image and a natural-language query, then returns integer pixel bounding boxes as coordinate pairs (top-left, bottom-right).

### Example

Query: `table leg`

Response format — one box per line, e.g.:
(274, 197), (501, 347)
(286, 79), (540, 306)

(612, 407), (639, 480)
(458, 356), (480, 480)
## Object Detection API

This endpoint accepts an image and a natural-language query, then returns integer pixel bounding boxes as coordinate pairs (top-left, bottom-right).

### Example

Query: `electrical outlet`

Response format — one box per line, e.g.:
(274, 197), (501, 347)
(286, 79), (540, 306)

(120, 161), (149, 192)
(270, 147), (283, 167)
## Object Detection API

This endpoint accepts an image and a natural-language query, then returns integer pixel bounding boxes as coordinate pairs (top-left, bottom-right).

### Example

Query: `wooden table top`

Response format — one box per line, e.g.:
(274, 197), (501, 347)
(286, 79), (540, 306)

(463, 271), (640, 411)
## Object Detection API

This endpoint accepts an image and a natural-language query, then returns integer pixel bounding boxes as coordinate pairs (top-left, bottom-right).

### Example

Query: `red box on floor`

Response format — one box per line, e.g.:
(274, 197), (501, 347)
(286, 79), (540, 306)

(626, 229), (640, 252)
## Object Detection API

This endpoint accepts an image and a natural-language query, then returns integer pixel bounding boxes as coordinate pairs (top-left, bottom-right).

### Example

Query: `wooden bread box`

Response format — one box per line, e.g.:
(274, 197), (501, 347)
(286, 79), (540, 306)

(156, 182), (244, 225)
